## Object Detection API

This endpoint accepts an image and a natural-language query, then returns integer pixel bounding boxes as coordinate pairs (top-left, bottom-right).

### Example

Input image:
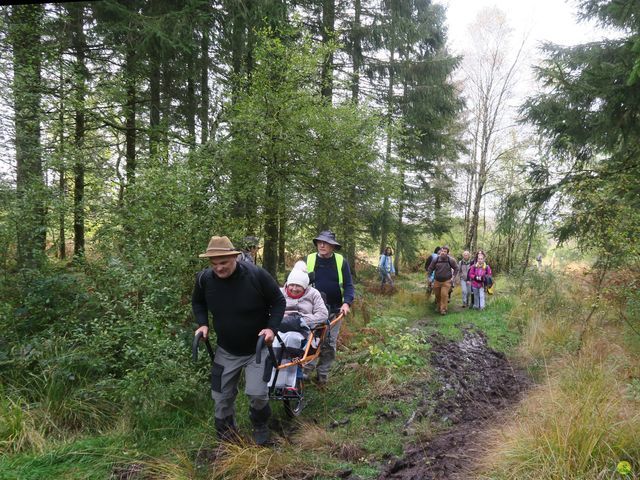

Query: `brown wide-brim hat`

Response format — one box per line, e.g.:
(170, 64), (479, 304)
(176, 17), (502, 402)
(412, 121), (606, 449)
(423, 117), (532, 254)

(199, 236), (242, 258)
(312, 230), (342, 250)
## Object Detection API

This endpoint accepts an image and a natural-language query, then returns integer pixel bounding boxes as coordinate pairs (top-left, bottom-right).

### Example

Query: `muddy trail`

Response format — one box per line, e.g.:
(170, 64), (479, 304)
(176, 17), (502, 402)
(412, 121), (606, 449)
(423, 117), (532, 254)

(379, 327), (531, 480)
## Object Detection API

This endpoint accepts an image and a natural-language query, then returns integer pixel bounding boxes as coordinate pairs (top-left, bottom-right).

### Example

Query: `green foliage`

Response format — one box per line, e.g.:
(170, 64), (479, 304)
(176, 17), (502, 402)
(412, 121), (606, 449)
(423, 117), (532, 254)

(524, 0), (640, 261)
(366, 327), (430, 369)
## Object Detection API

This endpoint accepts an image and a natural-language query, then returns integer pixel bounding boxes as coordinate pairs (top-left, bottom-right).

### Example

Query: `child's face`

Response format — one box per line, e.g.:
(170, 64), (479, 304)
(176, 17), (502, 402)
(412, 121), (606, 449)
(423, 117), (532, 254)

(477, 253), (485, 263)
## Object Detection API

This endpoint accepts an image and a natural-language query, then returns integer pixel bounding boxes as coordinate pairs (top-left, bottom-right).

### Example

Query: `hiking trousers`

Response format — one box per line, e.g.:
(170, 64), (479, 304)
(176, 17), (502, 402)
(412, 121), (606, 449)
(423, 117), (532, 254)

(433, 279), (452, 314)
(380, 271), (393, 287)
(210, 346), (269, 420)
(460, 279), (472, 306)
(472, 286), (485, 309)
(304, 307), (342, 379)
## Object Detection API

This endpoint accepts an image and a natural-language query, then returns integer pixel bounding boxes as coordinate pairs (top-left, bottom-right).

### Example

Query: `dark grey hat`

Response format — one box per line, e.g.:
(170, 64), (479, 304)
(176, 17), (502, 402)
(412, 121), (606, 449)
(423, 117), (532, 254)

(242, 236), (259, 248)
(312, 230), (342, 250)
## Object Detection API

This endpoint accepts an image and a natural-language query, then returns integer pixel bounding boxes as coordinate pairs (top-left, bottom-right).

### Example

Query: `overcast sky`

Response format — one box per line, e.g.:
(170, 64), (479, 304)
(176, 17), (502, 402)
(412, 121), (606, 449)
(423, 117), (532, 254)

(438, 0), (611, 55)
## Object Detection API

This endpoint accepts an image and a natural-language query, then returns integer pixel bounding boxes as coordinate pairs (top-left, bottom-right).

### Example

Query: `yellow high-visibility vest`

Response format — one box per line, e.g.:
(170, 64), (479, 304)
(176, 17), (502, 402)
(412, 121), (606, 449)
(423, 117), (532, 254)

(306, 252), (344, 296)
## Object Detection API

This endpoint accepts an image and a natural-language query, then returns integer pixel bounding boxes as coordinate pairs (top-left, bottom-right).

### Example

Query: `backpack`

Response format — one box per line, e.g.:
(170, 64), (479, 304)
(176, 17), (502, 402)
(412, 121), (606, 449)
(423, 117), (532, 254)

(431, 255), (455, 282)
(426, 253), (439, 281)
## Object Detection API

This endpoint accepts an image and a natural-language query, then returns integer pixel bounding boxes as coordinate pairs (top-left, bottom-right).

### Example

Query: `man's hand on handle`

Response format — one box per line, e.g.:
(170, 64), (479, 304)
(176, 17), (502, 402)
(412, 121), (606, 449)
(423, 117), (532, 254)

(339, 303), (350, 316)
(195, 325), (209, 339)
(258, 328), (275, 346)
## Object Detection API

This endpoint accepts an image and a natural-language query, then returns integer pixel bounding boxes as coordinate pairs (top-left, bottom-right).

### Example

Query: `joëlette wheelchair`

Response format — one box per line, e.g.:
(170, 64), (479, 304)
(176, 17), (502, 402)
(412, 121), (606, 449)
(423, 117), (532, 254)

(192, 312), (344, 417)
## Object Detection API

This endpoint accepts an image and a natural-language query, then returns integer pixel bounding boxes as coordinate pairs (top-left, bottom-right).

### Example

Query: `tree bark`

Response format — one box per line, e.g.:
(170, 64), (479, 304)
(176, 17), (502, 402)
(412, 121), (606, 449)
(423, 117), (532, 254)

(124, 45), (137, 191)
(262, 175), (279, 278)
(11, 4), (45, 269)
(149, 57), (161, 158)
(350, 0), (361, 103)
(379, 45), (395, 254)
(200, 17), (210, 144)
(321, 0), (335, 100)
(278, 203), (286, 273)
(70, 3), (87, 259)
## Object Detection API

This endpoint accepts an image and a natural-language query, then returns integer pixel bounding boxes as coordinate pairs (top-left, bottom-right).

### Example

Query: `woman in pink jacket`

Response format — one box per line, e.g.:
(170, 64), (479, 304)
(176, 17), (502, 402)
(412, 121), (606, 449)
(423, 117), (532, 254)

(468, 251), (492, 310)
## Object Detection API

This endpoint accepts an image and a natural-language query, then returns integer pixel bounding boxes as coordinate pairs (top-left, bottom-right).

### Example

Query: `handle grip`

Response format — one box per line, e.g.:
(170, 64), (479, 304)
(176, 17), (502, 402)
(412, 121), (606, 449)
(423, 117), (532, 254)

(255, 334), (277, 365)
(192, 331), (215, 363)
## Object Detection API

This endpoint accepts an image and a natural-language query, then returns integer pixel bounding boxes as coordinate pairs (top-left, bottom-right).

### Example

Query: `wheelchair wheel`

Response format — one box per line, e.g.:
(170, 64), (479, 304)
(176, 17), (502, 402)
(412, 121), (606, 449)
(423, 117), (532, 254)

(283, 377), (304, 417)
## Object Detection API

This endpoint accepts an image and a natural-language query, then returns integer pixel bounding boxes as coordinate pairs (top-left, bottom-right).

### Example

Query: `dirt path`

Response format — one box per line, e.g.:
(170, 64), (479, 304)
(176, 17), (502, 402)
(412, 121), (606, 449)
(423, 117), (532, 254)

(379, 327), (531, 480)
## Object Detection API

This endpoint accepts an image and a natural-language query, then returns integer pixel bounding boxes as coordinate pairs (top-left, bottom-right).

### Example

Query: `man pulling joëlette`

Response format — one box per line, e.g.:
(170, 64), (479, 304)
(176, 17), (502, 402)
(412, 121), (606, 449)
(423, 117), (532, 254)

(192, 236), (285, 445)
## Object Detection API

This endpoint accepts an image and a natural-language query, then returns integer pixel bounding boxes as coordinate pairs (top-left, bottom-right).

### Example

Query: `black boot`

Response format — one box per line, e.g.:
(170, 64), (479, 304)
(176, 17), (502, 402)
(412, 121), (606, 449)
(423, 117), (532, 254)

(249, 404), (271, 446)
(215, 415), (239, 443)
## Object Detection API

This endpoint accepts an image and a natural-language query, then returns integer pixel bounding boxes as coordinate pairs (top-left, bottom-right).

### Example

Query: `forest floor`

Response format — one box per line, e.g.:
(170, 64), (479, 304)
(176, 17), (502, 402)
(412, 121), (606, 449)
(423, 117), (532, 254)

(378, 326), (530, 479)
(4, 268), (637, 479)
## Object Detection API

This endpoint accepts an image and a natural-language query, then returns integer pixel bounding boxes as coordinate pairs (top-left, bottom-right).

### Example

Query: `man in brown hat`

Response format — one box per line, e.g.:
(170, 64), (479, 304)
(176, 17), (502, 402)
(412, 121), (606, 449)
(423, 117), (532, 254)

(192, 236), (285, 445)
(302, 230), (355, 385)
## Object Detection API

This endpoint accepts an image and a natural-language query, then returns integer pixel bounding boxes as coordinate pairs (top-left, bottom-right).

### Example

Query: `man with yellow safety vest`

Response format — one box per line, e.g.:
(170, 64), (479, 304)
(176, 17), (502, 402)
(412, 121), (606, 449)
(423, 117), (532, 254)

(302, 230), (354, 385)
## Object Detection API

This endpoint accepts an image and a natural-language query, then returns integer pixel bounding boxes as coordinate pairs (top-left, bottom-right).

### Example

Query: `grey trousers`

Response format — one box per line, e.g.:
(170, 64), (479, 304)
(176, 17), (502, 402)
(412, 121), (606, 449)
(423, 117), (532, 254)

(460, 279), (472, 306)
(304, 316), (342, 377)
(210, 346), (269, 419)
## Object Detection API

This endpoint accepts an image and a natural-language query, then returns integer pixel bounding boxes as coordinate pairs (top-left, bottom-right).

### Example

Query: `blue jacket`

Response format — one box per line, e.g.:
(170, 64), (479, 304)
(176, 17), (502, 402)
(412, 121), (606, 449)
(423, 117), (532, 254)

(378, 254), (395, 274)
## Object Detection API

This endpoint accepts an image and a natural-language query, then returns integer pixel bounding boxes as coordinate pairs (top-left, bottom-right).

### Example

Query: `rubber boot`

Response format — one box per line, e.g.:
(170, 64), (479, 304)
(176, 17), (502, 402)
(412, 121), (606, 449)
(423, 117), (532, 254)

(215, 415), (239, 443)
(249, 404), (271, 446)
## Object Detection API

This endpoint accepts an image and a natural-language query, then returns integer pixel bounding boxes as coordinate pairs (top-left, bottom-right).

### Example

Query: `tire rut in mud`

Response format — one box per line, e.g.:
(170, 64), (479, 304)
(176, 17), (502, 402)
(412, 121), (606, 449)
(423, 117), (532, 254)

(380, 326), (531, 480)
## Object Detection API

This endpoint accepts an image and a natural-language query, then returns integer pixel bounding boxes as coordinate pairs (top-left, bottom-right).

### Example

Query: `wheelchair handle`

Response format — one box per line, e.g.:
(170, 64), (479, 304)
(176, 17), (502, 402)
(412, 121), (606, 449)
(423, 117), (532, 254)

(192, 331), (215, 363)
(255, 334), (277, 365)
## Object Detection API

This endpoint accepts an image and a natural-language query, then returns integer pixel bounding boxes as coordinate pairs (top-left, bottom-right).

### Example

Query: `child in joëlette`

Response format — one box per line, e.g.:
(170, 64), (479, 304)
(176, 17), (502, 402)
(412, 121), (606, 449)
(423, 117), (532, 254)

(468, 251), (492, 310)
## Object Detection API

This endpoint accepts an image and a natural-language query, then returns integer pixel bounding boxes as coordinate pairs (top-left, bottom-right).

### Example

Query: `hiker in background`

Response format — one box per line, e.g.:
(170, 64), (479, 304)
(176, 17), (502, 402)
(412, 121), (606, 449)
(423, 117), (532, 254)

(427, 245), (459, 315)
(424, 246), (441, 296)
(303, 230), (355, 385)
(192, 236), (285, 445)
(379, 246), (396, 289)
(238, 236), (260, 264)
(458, 250), (473, 308)
(536, 252), (543, 270)
(469, 250), (492, 310)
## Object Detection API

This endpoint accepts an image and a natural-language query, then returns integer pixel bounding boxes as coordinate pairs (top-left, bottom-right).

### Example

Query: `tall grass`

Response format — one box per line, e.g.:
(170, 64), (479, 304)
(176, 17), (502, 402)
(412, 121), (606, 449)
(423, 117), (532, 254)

(481, 269), (640, 480)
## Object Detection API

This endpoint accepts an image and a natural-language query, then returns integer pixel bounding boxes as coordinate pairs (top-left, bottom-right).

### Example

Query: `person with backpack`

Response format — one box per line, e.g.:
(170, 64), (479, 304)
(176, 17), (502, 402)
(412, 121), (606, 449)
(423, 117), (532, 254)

(424, 246), (441, 296)
(238, 236), (260, 264)
(458, 250), (473, 308)
(426, 245), (459, 315)
(379, 246), (396, 289)
(468, 250), (492, 310)
(302, 230), (355, 385)
(192, 236), (285, 445)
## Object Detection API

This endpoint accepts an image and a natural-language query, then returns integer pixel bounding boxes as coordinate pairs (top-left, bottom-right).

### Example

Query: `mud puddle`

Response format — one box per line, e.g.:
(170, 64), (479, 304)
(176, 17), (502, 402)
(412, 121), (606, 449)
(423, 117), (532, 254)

(380, 327), (530, 479)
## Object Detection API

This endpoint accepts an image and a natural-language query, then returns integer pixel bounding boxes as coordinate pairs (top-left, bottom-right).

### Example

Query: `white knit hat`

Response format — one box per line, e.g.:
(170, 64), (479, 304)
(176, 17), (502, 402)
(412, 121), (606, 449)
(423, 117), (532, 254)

(292, 260), (308, 273)
(286, 268), (309, 289)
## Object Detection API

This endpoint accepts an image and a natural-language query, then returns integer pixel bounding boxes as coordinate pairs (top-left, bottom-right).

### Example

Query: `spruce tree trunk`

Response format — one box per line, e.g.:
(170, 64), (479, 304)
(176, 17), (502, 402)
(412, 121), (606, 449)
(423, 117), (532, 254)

(262, 178), (279, 278)
(321, 0), (335, 100)
(186, 47), (196, 150)
(200, 18), (210, 144)
(56, 52), (66, 260)
(149, 58), (161, 158)
(379, 39), (395, 254)
(11, 4), (45, 269)
(350, 0), (361, 103)
(70, 3), (87, 259)
(278, 204), (286, 273)
(343, 0), (362, 280)
(124, 46), (136, 191)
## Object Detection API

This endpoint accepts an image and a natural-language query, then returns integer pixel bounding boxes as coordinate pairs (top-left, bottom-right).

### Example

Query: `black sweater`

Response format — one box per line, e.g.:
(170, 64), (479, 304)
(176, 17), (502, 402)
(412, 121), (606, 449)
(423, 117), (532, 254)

(192, 262), (285, 355)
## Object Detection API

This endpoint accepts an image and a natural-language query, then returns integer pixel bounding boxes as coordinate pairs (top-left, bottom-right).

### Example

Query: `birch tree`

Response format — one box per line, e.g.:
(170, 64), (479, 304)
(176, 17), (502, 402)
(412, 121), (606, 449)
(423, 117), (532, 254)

(462, 8), (523, 252)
